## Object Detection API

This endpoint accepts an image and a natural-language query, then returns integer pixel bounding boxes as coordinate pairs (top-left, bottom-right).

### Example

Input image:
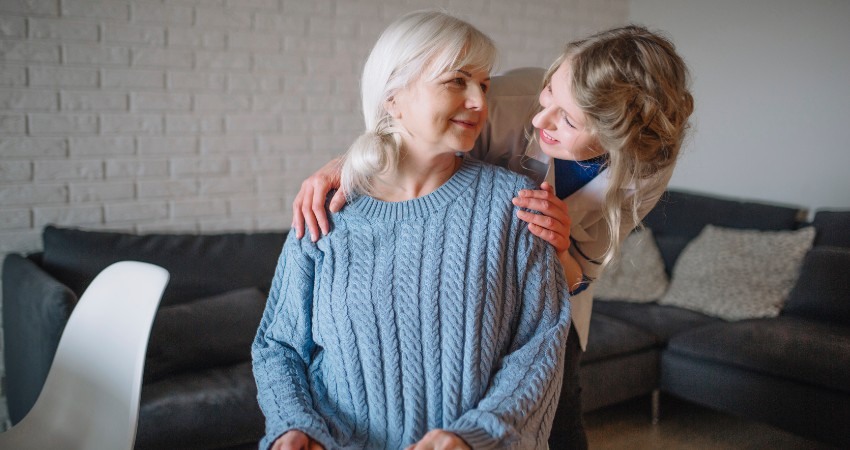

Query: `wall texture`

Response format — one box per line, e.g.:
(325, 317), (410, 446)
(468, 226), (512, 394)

(630, 0), (850, 213)
(0, 0), (629, 429)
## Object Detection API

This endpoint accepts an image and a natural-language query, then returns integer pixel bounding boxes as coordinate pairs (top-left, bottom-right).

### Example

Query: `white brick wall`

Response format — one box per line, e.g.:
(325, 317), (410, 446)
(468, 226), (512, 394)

(0, 0), (628, 429)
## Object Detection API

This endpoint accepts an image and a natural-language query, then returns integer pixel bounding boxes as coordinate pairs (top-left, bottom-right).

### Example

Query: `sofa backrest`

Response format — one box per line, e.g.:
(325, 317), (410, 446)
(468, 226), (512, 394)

(41, 226), (287, 306)
(811, 210), (850, 248)
(643, 190), (807, 274)
(780, 209), (850, 324)
(782, 246), (850, 325)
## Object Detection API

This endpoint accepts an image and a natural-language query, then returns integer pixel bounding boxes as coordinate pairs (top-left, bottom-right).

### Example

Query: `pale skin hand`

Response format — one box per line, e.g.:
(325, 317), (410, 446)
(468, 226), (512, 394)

(271, 430), (324, 450)
(291, 157), (347, 242)
(405, 429), (471, 450)
(512, 182), (585, 291)
(291, 162), (583, 289)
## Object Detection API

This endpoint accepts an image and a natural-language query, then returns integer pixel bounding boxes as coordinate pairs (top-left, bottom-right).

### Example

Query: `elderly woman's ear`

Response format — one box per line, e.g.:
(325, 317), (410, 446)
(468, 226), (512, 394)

(385, 95), (402, 120)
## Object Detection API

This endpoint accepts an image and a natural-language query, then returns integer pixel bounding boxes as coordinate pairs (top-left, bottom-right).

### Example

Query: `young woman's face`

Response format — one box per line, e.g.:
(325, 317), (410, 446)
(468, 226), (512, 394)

(391, 65), (490, 157)
(532, 61), (605, 161)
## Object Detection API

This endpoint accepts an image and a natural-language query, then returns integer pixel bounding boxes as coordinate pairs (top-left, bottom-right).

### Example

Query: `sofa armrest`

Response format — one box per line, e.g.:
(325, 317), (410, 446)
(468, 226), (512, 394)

(2, 253), (77, 424)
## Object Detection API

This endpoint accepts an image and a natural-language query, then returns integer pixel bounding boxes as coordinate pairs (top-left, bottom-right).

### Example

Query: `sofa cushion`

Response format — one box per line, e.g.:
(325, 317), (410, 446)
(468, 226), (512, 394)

(144, 287), (267, 383)
(666, 317), (850, 394)
(41, 225), (286, 306)
(812, 210), (850, 248)
(594, 229), (668, 303)
(651, 234), (691, 277)
(643, 190), (804, 271)
(783, 246), (850, 326)
(593, 301), (719, 342)
(584, 314), (658, 363)
(137, 362), (263, 450)
(659, 225), (815, 320)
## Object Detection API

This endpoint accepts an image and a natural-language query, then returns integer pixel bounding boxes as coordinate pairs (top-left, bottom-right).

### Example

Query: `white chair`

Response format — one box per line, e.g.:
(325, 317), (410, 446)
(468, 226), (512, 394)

(0, 261), (169, 450)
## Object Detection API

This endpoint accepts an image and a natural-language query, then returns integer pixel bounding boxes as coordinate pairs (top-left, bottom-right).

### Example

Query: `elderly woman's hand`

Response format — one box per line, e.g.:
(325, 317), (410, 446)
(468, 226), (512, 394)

(405, 429), (471, 450)
(271, 430), (324, 450)
(512, 182), (572, 255)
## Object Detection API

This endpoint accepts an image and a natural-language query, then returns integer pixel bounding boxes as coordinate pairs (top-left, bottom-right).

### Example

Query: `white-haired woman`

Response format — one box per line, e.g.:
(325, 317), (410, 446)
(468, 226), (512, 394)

(252, 11), (572, 450)
(292, 24), (694, 449)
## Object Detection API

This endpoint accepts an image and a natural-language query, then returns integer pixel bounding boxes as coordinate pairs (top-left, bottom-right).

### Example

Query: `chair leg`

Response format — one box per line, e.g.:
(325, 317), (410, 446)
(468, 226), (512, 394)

(651, 389), (660, 424)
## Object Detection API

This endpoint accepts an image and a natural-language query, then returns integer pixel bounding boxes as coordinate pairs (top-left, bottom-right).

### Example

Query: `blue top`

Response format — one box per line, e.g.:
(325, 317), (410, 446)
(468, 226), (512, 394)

(252, 158), (572, 450)
(554, 155), (608, 295)
(553, 155), (608, 200)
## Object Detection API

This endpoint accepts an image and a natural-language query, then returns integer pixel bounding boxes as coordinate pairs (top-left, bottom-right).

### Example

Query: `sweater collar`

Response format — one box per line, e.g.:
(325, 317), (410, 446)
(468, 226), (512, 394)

(348, 156), (481, 221)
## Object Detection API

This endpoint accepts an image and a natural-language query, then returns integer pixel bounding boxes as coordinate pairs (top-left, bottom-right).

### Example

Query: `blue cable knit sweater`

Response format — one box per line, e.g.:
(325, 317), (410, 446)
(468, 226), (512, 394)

(252, 158), (572, 450)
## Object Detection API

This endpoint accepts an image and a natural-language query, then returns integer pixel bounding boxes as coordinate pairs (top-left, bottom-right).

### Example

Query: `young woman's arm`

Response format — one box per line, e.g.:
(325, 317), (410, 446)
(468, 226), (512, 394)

(252, 235), (333, 450)
(291, 157), (346, 242)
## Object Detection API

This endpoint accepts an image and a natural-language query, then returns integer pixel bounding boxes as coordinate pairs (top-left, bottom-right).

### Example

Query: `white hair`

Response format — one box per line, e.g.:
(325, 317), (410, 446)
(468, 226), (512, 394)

(340, 10), (497, 196)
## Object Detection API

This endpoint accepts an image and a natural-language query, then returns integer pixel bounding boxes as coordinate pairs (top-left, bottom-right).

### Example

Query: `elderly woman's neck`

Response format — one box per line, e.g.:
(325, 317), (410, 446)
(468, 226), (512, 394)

(371, 150), (462, 202)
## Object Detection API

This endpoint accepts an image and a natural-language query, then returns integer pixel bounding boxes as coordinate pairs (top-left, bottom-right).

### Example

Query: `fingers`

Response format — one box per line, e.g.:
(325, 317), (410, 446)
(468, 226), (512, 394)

(308, 439), (324, 450)
(518, 211), (571, 253)
(512, 196), (570, 225)
(300, 184), (321, 242)
(409, 430), (470, 450)
(516, 187), (555, 199)
(292, 191), (305, 240)
(513, 196), (567, 219)
(540, 181), (556, 195)
(312, 186), (330, 238)
(291, 157), (345, 241)
(526, 221), (571, 253)
(515, 209), (562, 232)
(273, 431), (310, 450)
(515, 187), (566, 204)
(329, 189), (347, 213)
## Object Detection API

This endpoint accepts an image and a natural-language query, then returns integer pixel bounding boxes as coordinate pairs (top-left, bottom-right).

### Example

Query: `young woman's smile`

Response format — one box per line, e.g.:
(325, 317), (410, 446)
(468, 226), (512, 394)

(539, 128), (560, 145)
(532, 61), (604, 161)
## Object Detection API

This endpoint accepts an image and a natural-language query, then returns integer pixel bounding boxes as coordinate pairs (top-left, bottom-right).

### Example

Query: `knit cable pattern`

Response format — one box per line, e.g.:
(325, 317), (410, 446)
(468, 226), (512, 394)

(253, 158), (572, 450)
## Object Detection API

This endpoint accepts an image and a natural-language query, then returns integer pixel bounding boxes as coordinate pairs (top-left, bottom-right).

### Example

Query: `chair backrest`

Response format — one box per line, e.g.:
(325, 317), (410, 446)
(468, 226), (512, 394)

(0, 261), (169, 450)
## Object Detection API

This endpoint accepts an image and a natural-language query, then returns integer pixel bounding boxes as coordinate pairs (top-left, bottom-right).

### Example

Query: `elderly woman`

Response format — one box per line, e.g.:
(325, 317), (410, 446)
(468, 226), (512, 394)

(252, 11), (572, 450)
(290, 21), (694, 449)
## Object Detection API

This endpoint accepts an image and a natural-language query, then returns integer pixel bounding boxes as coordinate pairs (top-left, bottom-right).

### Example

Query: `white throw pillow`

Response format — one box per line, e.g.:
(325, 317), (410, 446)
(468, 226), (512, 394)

(594, 229), (669, 303)
(658, 225), (815, 320)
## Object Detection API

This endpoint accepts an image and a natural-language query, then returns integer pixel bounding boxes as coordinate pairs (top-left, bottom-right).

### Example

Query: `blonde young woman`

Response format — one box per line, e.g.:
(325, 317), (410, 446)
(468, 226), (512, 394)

(292, 25), (694, 449)
(254, 11), (572, 450)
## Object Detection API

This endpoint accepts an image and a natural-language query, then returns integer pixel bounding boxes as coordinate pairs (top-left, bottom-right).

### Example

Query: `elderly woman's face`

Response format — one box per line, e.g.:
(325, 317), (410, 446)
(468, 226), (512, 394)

(389, 65), (490, 156)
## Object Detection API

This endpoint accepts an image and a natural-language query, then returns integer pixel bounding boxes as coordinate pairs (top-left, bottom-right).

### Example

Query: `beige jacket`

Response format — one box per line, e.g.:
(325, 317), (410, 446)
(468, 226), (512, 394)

(471, 67), (674, 350)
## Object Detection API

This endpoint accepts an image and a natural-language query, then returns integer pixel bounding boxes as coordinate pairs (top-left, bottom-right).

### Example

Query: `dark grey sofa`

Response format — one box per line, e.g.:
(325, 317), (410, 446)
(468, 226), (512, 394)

(585, 191), (850, 448)
(3, 190), (848, 449)
(3, 228), (286, 449)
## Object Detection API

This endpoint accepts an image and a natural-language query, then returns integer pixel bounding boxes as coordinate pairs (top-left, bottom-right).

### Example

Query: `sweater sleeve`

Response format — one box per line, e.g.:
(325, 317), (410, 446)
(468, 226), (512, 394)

(445, 222), (572, 449)
(252, 233), (335, 450)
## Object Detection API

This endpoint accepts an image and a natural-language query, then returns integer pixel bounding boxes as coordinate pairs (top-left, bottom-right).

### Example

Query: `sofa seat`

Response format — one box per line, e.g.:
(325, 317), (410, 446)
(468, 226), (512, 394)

(580, 314), (660, 412)
(584, 313), (657, 362)
(593, 300), (720, 342)
(666, 317), (850, 394)
(136, 362), (263, 450)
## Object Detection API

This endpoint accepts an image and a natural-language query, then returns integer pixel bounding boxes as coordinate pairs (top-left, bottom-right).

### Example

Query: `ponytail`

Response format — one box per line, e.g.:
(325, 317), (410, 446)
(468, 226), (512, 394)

(340, 116), (402, 196)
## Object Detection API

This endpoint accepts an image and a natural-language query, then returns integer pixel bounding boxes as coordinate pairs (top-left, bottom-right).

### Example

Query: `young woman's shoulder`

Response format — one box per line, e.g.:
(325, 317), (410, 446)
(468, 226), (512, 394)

(490, 67), (546, 97)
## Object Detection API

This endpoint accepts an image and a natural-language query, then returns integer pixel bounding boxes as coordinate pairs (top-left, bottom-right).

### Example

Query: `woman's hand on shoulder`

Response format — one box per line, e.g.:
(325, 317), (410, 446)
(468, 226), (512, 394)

(512, 181), (572, 255)
(292, 157), (347, 242)
(271, 430), (324, 450)
(405, 429), (471, 450)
